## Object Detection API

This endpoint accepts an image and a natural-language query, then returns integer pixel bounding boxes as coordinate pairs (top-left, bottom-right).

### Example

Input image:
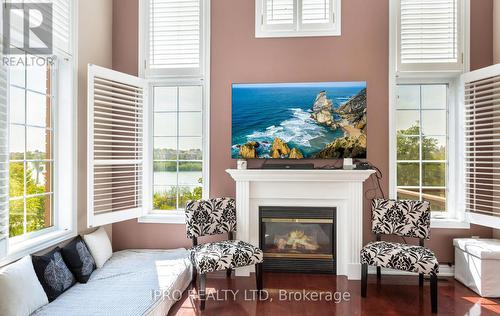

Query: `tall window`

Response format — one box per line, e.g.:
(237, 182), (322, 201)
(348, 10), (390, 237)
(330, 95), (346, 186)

(8, 59), (53, 238)
(141, 0), (209, 217)
(0, 0), (76, 262)
(255, 0), (341, 38)
(152, 85), (203, 211)
(395, 84), (448, 213)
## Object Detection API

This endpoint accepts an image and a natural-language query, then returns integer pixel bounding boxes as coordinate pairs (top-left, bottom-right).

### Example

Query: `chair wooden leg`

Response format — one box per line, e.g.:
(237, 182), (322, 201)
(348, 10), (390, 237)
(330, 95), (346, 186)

(430, 274), (438, 313)
(256, 263), (263, 292)
(199, 273), (206, 311)
(419, 273), (424, 287)
(361, 263), (368, 297)
(192, 268), (197, 288)
(376, 266), (381, 280)
(226, 268), (232, 278)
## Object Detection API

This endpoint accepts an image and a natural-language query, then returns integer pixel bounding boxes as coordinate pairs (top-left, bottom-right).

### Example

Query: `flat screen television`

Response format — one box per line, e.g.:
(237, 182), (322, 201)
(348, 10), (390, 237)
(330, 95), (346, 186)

(231, 82), (367, 159)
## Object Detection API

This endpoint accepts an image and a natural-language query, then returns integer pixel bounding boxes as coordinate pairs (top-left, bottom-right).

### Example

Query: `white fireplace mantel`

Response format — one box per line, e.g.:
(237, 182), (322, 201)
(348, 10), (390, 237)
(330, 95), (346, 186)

(226, 168), (375, 280)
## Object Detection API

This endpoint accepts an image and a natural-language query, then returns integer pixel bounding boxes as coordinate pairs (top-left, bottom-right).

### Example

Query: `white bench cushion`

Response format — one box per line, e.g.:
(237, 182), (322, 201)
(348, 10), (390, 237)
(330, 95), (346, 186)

(32, 249), (192, 316)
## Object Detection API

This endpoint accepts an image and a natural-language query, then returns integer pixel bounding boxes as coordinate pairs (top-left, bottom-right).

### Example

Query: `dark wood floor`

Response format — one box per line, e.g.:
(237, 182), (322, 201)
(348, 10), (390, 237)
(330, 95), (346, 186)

(168, 272), (500, 316)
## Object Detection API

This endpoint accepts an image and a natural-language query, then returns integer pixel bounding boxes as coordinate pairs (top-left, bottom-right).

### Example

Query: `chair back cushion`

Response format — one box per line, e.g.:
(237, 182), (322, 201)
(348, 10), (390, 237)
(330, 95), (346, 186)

(185, 198), (236, 238)
(371, 198), (431, 239)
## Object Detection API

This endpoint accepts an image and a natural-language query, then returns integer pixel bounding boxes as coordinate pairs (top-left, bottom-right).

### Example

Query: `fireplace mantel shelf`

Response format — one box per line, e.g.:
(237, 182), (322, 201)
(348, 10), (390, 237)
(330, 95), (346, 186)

(226, 168), (376, 182)
(226, 168), (376, 280)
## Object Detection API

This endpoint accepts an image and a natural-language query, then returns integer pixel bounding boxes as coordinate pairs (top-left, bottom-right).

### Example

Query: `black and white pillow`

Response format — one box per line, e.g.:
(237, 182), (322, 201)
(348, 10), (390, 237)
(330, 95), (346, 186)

(61, 236), (96, 283)
(32, 247), (76, 302)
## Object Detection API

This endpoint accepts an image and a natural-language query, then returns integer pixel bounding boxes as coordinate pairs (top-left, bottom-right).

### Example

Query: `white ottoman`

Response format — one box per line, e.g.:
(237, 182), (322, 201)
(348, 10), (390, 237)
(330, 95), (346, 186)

(454, 238), (500, 297)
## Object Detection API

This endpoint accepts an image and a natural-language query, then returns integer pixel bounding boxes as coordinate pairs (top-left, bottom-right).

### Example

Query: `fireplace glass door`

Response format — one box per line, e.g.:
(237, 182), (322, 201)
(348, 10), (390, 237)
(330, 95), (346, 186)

(261, 218), (334, 259)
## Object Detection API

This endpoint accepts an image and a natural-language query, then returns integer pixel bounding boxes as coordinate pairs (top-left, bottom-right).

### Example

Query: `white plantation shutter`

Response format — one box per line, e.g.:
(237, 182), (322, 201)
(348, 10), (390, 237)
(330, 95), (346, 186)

(398, 0), (463, 72)
(148, 0), (202, 75)
(22, 0), (72, 55)
(301, 0), (331, 24)
(87, 65), (149, 227)
(266, 0), (294, 25)
(463, 64), (500, 229)
(0, 29), (8, 258)
(53, 0), (71, 55)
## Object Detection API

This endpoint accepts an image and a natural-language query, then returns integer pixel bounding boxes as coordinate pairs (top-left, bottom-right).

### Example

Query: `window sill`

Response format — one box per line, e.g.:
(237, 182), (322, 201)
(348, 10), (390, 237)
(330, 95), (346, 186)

(431, 218), (470, 229)
(0, 228), (76, 267)
(255, 29), (341, 38)
(138, 213), (186, 224)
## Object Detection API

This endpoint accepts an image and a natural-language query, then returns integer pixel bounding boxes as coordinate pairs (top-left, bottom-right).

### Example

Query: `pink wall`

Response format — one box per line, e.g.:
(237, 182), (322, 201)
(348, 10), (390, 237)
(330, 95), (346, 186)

(112, 0), (494, 264)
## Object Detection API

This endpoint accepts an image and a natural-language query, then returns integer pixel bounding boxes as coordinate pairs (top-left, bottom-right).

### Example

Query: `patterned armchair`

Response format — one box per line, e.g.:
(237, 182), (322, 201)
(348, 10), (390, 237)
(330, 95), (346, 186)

(360, 199), (439, 313)
(186, 198), (263, 310)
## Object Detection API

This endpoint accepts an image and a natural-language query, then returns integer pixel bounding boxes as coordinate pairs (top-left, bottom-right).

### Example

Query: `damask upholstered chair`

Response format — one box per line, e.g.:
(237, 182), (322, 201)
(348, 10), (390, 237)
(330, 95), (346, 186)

(186, 197), (264, 310)
(360, 198), (439, 313)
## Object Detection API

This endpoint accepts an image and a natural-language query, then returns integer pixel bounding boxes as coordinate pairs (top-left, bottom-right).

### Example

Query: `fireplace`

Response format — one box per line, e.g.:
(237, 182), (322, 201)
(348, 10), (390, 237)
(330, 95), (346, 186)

(259, 206), (336, 274)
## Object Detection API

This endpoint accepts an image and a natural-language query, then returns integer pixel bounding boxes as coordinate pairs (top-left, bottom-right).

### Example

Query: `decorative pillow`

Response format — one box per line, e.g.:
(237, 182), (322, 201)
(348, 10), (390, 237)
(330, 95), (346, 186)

(32, 247), (76, 302)
(0, 256), (49, 316)
(83, 227), (113, 268)
(61, 236), (96, 283)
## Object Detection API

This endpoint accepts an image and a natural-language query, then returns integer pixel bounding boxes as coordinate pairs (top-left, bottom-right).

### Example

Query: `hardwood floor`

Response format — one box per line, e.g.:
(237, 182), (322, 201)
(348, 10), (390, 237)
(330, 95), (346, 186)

(169, 272), (500, 316)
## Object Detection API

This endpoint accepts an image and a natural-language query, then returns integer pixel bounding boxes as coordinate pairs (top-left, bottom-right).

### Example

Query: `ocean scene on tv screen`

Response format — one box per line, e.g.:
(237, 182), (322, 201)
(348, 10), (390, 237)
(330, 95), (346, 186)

(231, 82), (367, 159)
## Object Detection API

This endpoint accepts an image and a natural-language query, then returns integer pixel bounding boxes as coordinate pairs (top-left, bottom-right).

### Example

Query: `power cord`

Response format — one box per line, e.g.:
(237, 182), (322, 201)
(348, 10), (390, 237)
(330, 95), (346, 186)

(358, 161), (386, 200)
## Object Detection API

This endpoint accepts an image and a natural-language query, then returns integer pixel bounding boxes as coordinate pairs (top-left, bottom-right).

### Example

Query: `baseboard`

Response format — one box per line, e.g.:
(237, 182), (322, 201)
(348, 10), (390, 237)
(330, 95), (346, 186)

(368, 264), (454, 277)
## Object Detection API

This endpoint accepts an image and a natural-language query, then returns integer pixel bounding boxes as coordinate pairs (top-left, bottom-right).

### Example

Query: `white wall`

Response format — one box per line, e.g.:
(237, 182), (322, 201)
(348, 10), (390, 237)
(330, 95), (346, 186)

(77, 0), (113, 235)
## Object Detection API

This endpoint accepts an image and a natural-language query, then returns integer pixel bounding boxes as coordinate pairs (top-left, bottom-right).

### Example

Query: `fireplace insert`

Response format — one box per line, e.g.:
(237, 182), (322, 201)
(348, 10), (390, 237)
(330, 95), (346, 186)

(259, 206), (336, 274)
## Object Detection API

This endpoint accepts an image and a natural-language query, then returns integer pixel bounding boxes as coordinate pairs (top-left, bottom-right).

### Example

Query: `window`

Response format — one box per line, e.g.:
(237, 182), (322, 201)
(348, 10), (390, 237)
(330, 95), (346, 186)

(0, 0), (76, 263)
(152, 85), (203, 212)
(390, 0), (469, 227)
(395, 84), (448, 213)
(397, 0), (465, 73)
(8, 59), (54, 238)
(139, 0), (209, 222)
(255, 0), (341, 38)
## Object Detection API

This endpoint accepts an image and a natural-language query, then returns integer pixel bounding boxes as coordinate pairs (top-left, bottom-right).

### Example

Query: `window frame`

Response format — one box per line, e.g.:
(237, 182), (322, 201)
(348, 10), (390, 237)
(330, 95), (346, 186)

(255, 0), (341, 38)
(138, 1), (210, 224)
(388, 0), (469, 228)
(1, 0), (78, 265)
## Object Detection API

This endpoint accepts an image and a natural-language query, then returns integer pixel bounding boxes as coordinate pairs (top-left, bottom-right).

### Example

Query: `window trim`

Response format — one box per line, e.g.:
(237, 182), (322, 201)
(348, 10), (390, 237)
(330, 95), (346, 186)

(138, 0), (211, 224)
(2, 0), (78, 265)
(255, 0), (341, 38)
(388, 0), (469, 227)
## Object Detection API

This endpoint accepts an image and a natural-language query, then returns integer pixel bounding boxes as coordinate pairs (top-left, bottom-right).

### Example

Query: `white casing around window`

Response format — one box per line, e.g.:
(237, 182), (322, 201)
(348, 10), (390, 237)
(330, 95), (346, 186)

(462, 63), (500, 229)
(87, 65), (150, 227)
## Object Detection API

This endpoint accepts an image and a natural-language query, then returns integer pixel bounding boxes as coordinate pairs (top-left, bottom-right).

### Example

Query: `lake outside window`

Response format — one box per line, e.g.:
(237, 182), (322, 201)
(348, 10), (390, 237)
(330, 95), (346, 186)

(152, 85), (204, 211)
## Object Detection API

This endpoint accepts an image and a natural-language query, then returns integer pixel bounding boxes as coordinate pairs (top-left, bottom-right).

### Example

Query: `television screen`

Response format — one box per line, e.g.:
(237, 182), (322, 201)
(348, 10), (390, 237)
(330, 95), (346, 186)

(231, 82), (367, 159)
